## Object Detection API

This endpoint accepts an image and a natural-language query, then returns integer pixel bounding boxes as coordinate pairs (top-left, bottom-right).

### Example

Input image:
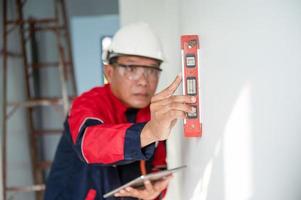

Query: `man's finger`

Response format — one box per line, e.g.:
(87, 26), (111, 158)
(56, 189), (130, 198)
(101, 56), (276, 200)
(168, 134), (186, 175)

(114, 189), (126, 197)
(152, 95), (196, 107)
(114, 187), (138, 197)
(144, 180), (154, 193)
(154, 175), (173, 191)
(152, 74), (182, 102)
(125, 187), (139, 196)
(156, 102), (195, 115)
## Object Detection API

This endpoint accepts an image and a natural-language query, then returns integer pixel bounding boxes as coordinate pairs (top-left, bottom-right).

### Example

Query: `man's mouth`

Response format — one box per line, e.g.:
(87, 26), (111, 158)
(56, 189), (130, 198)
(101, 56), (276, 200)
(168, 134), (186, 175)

(133, 93), (149, 97)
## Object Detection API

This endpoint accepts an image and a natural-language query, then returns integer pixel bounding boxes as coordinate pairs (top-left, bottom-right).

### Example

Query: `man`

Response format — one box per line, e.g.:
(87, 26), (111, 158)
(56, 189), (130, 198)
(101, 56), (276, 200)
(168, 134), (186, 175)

(45, 22), (195, 200)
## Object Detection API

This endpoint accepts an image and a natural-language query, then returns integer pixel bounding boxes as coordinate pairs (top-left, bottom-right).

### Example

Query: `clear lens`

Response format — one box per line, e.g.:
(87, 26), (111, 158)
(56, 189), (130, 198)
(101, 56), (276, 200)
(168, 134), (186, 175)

(114, 63), (161, 80)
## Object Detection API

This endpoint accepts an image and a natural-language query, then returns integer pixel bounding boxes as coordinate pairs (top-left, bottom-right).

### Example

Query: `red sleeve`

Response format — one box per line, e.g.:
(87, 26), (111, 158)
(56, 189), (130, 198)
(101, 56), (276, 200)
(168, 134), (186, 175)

(66, 88), (155, 164)
(152, 141), (167, 171)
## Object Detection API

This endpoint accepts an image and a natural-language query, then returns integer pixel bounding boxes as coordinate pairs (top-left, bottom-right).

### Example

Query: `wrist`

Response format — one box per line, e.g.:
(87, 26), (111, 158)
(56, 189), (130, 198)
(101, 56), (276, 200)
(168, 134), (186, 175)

(140, 122), (157, 147)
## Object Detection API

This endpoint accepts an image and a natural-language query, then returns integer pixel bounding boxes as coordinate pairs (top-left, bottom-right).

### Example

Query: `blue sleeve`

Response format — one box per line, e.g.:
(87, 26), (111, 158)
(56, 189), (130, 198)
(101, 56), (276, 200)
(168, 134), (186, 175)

(124, 122), (155, 161)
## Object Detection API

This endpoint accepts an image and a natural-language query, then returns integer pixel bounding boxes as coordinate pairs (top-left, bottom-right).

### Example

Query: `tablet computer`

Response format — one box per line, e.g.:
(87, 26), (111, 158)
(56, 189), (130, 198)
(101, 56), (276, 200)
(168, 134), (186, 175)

(103, 165), (187, 198)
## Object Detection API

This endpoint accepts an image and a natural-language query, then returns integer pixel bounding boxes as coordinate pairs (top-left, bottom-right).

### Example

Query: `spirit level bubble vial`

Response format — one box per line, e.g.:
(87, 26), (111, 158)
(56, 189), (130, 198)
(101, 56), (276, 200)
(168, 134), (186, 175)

(181, 35), (202, 137)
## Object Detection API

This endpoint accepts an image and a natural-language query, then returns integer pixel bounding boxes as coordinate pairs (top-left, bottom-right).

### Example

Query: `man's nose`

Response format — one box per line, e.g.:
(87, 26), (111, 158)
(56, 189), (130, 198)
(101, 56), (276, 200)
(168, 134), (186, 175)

(136, 69), (148, 85)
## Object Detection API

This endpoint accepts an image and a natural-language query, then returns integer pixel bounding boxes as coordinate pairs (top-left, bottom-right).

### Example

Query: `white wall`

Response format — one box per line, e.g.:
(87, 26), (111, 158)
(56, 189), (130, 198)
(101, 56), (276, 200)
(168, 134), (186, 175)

(119, 0), (301, 199)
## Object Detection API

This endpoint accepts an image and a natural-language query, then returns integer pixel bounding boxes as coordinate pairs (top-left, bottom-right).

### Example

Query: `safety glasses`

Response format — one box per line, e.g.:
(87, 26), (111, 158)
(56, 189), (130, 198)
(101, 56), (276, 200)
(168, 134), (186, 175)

(113, 63), (162, 81)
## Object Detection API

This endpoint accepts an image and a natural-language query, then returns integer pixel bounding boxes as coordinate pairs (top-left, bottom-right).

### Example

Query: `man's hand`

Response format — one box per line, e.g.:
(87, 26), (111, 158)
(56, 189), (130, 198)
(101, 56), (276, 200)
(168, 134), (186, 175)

(141, 74), (196, 147)
(114, 175), (173, 200)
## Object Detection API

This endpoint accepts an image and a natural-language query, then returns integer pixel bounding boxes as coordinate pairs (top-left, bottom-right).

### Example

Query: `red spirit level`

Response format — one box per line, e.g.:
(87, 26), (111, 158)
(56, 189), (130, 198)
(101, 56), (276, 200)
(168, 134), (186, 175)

(181, 35), (202, 137)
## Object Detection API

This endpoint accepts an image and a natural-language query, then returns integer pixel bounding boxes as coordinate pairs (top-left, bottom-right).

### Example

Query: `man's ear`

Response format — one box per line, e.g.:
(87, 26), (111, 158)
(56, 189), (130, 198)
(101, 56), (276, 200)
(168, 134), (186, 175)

(103, 64), (114, 83)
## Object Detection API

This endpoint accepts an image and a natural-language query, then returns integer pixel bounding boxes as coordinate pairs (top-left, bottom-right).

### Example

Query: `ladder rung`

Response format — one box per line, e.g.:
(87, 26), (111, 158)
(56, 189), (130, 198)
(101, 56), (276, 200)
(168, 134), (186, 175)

(7, 18), (57, 26)
(37, 160), (52, 169)
(0, 49), (22, 58)
(28, 25), (65, 32)
(7, 184), (45, 192)
(8, 97), (64, 108)
(31, 61), (71, 68)
(33, 129), (63, 135)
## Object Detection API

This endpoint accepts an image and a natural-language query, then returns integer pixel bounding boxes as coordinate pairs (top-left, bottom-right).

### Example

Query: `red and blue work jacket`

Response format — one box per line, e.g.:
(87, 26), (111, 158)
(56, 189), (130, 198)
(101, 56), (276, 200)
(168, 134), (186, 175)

(45, 84), (167, 200)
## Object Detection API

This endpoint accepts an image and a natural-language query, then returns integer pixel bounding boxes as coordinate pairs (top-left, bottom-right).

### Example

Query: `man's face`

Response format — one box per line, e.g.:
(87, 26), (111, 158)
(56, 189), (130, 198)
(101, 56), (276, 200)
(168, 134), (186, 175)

(105, 56), (161, 109)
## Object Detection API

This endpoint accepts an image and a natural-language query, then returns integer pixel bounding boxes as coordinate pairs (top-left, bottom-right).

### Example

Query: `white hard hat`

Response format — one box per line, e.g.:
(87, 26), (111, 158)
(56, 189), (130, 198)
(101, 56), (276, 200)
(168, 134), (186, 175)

(102, 22), (165, 64)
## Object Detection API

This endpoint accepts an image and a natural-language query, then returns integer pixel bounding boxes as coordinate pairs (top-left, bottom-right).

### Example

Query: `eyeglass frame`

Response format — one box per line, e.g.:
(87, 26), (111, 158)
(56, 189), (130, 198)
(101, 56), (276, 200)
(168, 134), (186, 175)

(112, 62), (162, 81)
